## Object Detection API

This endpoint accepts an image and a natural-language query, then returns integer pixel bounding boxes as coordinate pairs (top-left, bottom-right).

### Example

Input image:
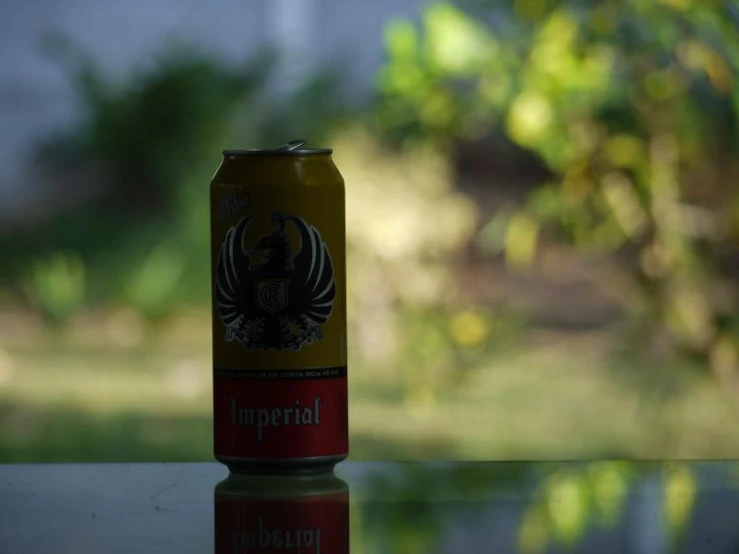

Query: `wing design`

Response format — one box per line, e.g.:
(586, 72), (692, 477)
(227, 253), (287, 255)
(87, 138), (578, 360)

(284, 215), (336, 325)
(216, 216), (253, 328)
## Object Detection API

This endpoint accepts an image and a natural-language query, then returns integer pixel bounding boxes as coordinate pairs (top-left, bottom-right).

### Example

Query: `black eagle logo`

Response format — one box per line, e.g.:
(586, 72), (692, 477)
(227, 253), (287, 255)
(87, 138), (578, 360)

(216, 213), (336, 351)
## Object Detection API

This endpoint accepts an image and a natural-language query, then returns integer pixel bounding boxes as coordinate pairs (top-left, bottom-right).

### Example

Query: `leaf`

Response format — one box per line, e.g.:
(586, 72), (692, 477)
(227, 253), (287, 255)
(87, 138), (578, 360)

(23, 252), (87, 325)
(588, 462), (631, 526)
(384, 19), (420, 63)
(504, 211), (540, 269)
(423, 3), (498, 75)
(546, 472), (591, 546)
(601, 173), (649, 240)
(506, 91), (554, 146)
(664, 465), (697, 538)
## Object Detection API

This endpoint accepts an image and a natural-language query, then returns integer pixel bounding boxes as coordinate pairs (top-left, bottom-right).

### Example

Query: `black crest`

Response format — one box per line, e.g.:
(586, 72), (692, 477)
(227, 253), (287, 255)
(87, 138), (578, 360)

(216, 213), (336, 351)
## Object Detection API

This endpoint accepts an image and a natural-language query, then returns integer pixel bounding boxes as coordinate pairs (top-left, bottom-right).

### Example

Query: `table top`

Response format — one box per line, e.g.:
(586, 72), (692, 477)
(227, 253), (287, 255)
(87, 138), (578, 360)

(1, 461), (738, 553)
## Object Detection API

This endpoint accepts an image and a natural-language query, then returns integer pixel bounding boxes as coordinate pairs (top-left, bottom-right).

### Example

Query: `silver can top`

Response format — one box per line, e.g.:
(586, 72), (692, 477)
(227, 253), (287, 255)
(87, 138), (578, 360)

(223, 140), (332, 156)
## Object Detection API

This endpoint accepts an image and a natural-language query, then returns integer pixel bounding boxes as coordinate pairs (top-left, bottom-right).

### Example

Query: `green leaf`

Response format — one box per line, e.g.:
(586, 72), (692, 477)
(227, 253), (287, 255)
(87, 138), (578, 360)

(384, 19), (420, 63)
(423, 3), (498, 75)
(505, 211), (540, 269)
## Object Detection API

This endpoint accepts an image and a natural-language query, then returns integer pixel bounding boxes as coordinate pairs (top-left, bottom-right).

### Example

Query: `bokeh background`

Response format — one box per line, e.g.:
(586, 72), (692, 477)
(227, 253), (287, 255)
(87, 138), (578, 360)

(1, 0), (738, 467)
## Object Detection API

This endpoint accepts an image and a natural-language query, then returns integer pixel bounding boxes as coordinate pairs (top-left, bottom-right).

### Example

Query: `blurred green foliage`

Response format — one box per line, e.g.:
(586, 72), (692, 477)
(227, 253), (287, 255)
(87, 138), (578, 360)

(1, 37), (349, 324)
(351, 461), (704, 554)
(377, 0), (739, 376)
(37, 35), (268, 214)
(517, 462), (636, 553)
(0, 34), (514, 408)
(22, 252), (86, 325)
(120, 242), (187, 323)
(335, 128), (523, 405)
(1, 1), (737, 428)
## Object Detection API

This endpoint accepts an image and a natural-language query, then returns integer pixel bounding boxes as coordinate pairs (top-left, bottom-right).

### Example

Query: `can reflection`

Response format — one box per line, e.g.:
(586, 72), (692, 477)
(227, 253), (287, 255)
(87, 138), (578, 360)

(214, 472), (349, 554)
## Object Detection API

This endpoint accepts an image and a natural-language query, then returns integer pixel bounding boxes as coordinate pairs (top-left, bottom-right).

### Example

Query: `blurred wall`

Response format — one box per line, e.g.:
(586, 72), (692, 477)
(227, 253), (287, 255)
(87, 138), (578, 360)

(0, 0), (429, 221)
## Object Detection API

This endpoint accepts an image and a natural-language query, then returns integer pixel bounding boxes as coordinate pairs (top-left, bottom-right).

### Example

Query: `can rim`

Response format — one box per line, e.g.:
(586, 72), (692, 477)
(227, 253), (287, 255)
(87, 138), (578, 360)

(223, 148), (333, 156)
(215, 473), (349, 498)
(224, 140), (331, 157)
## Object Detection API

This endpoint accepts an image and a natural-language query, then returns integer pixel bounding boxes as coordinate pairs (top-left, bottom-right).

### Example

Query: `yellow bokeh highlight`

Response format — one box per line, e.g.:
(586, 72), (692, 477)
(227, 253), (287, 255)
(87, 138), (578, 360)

(424, 3), (498, 75)
(589, 462), (629, 525)
(507, 91), (554, 146)
(546, 473), (589, 545)
(664, 466), (697, 536)
(505, 212), (540, 269)
(449, 310), (489, 348)
(601, 173), (648, 239)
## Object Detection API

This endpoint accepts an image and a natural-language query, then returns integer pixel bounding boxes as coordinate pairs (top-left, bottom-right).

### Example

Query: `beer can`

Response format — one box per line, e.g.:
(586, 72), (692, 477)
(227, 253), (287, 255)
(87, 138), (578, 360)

(214, 473), (350, 554)
(210, 140), (349, 474)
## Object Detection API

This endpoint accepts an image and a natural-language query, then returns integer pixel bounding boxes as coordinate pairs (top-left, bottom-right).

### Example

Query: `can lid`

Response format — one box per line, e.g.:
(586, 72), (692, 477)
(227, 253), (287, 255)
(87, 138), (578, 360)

(223, 139), (332, 156)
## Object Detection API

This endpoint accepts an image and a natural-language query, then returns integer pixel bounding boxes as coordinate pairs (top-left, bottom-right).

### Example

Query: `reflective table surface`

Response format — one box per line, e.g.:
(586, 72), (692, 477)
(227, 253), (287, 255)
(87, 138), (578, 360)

(2, 461), (739, 553)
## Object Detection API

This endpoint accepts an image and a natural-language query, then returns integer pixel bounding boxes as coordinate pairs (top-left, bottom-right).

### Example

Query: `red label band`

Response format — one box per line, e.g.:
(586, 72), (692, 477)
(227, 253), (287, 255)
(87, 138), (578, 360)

(215, 492), (350, 554)
(214, 368), (348, 459)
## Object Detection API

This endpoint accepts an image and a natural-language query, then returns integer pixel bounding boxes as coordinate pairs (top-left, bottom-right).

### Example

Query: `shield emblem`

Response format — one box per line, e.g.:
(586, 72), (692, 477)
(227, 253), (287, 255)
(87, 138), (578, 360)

(254, 279), (290, 314)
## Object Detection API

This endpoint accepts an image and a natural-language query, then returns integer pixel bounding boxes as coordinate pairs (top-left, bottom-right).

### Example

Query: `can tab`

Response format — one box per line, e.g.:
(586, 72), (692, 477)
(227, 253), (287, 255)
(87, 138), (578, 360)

(279, 140), (307, 151)
(222, 140), (331, 156)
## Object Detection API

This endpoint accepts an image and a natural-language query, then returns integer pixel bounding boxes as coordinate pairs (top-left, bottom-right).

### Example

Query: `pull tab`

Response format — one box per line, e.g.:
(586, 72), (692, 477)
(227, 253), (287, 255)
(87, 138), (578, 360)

(279, 139), (307, 151)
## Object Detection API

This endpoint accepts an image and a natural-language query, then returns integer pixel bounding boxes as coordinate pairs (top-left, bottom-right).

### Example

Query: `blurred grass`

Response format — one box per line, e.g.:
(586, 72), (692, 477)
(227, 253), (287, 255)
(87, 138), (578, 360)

(1, 310), (737, 462)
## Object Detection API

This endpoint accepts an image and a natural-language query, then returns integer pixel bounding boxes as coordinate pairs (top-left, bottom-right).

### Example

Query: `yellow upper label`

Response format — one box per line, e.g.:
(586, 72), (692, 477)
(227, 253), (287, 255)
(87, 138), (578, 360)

(211, 182), (346, 371)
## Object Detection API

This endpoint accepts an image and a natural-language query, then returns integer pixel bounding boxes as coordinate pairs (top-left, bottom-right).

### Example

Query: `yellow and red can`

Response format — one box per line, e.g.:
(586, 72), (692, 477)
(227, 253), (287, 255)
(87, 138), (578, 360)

(210, 140), (348, 474)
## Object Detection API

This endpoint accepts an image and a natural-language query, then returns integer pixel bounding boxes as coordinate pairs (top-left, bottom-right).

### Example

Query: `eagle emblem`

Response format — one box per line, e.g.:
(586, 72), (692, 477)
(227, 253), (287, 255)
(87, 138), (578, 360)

(215, 213), (336, 351)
